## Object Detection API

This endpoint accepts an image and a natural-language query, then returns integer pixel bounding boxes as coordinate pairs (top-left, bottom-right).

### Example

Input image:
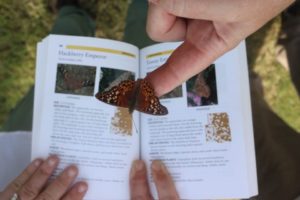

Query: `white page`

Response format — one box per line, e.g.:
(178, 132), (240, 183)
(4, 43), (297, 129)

(32, 35), (140, 200)
(32, 38), (49, 156)
(237, 42), (257, 195)
(140, 42), (257, 199)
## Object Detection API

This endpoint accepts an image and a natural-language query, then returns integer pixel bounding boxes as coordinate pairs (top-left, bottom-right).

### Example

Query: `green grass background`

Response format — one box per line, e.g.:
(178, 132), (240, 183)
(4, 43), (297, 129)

(0, 0), (299, 132)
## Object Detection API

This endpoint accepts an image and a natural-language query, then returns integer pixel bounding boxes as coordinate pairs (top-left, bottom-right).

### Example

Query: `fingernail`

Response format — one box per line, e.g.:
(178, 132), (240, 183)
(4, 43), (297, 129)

(67, 167), (78, 178)
(134, 160), (144, 171)
(151, 160), (165, 172)
(130, 160), (144, 178)
(47, 156), (58, 167)
(33, 159), (42, 167)
(78, 183), (88, 193)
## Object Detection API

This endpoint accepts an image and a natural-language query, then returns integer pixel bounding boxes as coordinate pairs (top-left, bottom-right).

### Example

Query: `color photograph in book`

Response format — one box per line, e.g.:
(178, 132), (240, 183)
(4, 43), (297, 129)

(186, 64), (218, 107)
(143, 73), (183, 100)
(98, 67), (135, 93)
(98, 67), (135, 136)
(55, 63), (96, 96)
(97, 68), (168, 116)
(160, 85), (183, 99)
(205, 112), (232, 143)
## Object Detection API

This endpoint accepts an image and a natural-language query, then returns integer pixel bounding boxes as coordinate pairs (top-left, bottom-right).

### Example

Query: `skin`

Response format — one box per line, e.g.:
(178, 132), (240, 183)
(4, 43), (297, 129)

(0, 155), (88, 200)
(130, 160), (179, 200)
(0, 157), (179, 200)
(145, 0), (295, 96)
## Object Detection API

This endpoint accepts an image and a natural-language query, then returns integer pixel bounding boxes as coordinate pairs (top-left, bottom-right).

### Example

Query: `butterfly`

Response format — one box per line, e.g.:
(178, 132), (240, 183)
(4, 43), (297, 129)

(95, 79), (168, 115)
(60, 68), (94, 90)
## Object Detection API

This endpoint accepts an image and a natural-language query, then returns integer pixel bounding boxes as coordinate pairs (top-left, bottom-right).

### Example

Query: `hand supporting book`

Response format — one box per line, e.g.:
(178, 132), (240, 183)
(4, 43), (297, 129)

(0, 156), (179, 200)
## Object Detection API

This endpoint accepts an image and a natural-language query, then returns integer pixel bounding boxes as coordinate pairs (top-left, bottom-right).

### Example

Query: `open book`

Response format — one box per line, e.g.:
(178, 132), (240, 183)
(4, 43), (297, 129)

(32, 34), (257, 200)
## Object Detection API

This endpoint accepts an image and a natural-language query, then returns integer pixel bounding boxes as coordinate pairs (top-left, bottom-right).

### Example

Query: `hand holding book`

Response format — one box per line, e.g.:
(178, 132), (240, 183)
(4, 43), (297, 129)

(0, 156), (179, 200)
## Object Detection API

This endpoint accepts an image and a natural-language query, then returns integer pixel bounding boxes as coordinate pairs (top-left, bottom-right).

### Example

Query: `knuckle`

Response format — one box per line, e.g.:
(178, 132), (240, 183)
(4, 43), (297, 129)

(39, 166), (52, 177)
(19, 184), (38, 199)
(22, 166), (34, 178)
(8, 167), (33, 192)
(55, 175), (70, 188)
(37, 191), (56, 200)
(10, 180), (23, 191)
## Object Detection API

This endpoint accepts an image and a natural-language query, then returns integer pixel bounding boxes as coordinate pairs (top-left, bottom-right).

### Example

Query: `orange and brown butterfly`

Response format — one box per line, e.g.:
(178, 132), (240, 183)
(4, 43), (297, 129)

(95, 79), (168, 115)
(60, 68), (94, 90)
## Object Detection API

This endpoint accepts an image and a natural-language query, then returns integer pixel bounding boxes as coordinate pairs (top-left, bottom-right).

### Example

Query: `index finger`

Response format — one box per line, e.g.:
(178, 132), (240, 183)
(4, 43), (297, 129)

(37, 165), (79, 200)
(146, 39), (220, 96)
(37, 165), (88, 200)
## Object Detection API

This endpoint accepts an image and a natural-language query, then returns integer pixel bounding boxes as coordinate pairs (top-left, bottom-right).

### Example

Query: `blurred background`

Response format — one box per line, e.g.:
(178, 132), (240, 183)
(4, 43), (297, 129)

(0, 0), (299, 132)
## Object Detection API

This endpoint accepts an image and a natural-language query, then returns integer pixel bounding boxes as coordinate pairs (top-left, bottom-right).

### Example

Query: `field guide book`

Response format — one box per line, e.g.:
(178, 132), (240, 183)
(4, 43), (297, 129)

(32, 34), (258, 200)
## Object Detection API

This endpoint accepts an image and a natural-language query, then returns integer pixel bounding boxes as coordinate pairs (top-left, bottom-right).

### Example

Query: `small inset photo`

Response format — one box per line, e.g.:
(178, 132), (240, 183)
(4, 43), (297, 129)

(110, 107), (133, 136)
(98, 67), (135, 93)
(160, 85), (183, 99)
(55, 63), (96, 96)
(205, 112), (231, 143)
(186, 64), (218, 107)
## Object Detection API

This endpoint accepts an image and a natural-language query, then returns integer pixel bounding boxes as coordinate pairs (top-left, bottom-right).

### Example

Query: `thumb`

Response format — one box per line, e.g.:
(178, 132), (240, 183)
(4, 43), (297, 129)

(146, 21), (227, 96)
(146, 42), (214, 96)
(147, 1), (186, 42)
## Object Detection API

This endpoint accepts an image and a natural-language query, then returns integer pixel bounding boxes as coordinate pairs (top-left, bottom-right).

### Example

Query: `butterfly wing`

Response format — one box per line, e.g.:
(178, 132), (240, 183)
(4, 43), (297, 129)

(95, 80), (135, 108)
(61, 68), (95, 90)
(135, 79), (168, 115)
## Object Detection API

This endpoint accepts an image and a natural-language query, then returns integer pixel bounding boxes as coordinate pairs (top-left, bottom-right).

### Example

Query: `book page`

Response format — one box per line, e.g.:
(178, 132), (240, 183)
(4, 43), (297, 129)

(140, 42), (257, 199)
(32, 39), (48, 155)
(32, 35), (140, 200)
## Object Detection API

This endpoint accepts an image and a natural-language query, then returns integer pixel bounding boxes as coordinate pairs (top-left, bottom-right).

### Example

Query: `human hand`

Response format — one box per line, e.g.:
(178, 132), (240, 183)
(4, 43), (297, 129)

(146, 0), (294, 96)
(0, 155), (88, 200)
(130, 160), (179, 200)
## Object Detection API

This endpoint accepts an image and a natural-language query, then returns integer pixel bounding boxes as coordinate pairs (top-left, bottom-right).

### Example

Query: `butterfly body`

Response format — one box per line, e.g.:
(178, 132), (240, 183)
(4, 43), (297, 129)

(96, 79), (168, 115)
